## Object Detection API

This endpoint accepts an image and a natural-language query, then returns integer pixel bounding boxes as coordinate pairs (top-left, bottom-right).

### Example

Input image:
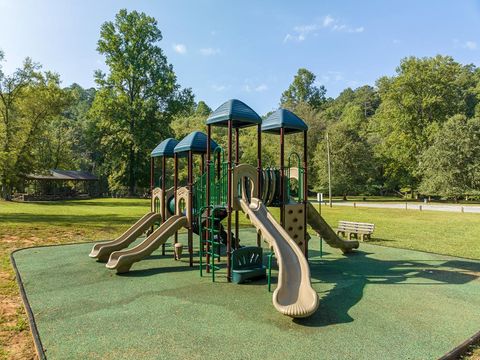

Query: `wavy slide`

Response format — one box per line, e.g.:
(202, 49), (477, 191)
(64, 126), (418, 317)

(239, 197), (319, 318)
(306, 202), (359, 253)
(89, 212), (162, 262)
(106, 215), (187, 274)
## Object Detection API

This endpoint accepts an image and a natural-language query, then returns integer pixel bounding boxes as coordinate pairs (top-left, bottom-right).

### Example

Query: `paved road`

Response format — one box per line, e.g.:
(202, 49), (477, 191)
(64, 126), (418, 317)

(312, 201), (480, 213)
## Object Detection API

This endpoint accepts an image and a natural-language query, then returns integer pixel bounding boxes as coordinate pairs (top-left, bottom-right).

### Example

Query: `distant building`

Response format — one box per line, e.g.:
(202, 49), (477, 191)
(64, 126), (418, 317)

(17, 169), (99, 201)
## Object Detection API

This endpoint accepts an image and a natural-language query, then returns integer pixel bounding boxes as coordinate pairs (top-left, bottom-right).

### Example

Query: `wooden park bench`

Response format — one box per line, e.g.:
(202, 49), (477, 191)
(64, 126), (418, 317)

(231, 247), (266, 284)
(336, 221), (375, 241)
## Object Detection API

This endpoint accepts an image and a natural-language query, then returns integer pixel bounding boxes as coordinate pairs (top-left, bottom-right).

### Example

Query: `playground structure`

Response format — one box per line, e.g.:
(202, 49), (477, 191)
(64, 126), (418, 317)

(89, 99), (359, 318)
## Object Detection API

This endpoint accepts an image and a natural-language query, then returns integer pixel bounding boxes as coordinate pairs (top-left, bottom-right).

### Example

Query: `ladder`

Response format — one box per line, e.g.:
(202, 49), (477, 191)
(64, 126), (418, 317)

(198, 206), (224, 282)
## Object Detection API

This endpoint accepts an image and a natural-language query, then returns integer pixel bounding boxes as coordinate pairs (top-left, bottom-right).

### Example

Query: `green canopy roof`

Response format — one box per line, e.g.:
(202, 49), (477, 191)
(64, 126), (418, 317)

(261, 108), (308, 134)
(151, 138), (179, 158)
(206, 99), (262, 128)
(174, 131), (219, 154)
(26, 169), (98, 181)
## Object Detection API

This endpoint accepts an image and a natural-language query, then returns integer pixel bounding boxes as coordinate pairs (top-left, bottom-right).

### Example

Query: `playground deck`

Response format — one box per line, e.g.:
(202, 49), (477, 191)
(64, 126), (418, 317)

(12, 229), (480, 360)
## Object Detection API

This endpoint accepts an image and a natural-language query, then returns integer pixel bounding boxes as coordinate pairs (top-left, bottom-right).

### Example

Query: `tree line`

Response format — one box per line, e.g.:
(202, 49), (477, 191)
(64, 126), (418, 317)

(1, 9), (479, 200)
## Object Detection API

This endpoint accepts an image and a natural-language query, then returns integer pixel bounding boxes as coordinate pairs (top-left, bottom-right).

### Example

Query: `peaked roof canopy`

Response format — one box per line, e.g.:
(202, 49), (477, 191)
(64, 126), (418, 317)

(174, 131), (219, 154)
(26, 169), (98, 181)
(151, 138), (178, 158)
(261, 108), (308, 134)
(206, 99), (262, 128)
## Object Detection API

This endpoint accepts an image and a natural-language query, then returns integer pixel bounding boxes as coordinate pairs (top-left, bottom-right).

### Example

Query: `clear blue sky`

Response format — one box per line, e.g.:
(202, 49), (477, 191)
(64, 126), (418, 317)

(1, 0), (479, 115)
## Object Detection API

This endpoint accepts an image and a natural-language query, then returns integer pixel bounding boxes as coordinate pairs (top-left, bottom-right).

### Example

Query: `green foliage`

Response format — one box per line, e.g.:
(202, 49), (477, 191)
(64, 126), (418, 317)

(281, 68), (326, 111)
(195, 101), (211, 116)
(3, 30), (480, 201)
(91, 9), (193, 195)
(0, 55), (72, 199)
(372, 55), (478, 190)
(170, 102), (211, 183)
(315, 122), (377, 195)
(419, 115), (480, 199)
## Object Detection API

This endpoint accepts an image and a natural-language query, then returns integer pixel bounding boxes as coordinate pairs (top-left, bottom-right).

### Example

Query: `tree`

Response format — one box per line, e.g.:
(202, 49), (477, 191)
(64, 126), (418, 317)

(0, 54), (71, 199)
(35, 84), (97, 172)
(281, 68), (326, 111)
(314, 122), (376, 197)
(195, 101), (211, 116)
(372, 55), (478, 192)
(322, 85), (380, 126)
(419, 115), (480, 200)
(64, 84), (98, 172)
(279, 69), (328, 186)
(91, 9), (194, 195)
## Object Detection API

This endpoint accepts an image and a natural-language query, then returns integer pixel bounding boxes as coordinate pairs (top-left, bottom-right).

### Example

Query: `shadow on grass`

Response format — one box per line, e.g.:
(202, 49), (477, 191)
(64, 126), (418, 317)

(295, 250), (479, 328)
(19, 199), (148, 207)
(1, 213), (138, 225)
(366, 237), (398, 243)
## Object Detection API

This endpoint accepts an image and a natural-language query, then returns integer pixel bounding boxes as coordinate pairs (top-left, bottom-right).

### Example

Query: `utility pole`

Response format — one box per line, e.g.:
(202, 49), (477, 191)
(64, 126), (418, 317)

(326, 132), (332, 208)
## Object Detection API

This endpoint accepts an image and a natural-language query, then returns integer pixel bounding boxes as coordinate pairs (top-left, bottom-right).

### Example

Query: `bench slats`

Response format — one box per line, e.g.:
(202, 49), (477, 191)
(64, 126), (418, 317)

(336, 220), (375, 240)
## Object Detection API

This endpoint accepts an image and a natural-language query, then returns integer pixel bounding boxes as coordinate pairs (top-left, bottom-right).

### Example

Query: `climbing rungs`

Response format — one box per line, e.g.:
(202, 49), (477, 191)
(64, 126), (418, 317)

(204, 228), (221, 234)
(204, 240), (222, 246)
(200, 263), (220, 270)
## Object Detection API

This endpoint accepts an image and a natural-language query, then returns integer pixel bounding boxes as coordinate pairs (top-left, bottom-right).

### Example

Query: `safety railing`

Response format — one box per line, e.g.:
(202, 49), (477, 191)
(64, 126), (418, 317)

(287, 152), (304, 203)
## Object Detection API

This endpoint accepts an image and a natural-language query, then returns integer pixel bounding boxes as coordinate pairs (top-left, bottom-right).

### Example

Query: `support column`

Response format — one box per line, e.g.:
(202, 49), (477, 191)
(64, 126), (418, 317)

(303, 130), (308, 258)
(234, 127), (240, 249)
(227, 120), (233, 282)
(280, 127), (285, 227)
(150, 157), (154, 193)
(188, 150), (194, 267)
(206, 125), (211, 272)
(256, 124), (262, 247)
(174, 153), (178, 245)
(161, 156), (166, 256)
(216, 149), (221, 262)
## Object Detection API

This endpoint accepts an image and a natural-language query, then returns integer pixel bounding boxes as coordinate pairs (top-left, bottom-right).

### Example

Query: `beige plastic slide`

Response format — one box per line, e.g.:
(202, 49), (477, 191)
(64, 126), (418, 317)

(239, 197), (319, 318)
(89, 212), (161, 262)
(106, 215), (187, 273)
(306, 202), (359, 253)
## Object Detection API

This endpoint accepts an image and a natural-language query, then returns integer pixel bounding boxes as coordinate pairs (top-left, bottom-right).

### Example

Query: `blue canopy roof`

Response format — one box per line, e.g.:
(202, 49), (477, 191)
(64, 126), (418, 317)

(206, 99), (262, 128)
(151, 138), (179, 158)
(174, 131), (219, 154)
(261, 109), (308, 134)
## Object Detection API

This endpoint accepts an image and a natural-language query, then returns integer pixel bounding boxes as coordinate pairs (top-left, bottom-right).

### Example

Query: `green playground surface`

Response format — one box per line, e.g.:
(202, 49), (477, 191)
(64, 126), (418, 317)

(12, 229), (480, 360)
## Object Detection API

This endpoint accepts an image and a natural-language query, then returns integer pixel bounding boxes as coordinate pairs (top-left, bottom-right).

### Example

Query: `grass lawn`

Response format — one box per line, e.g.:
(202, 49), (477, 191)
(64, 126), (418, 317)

(0, 198), (149, 360)
(1, 198), (479, 359)
(318, 205), (480, 260)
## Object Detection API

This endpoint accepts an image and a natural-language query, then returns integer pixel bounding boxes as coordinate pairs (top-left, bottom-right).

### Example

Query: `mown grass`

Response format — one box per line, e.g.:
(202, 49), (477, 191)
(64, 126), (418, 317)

(317, 205), (480, 260)
(0, 198), (148, 360)
(0, 198), (479, 359)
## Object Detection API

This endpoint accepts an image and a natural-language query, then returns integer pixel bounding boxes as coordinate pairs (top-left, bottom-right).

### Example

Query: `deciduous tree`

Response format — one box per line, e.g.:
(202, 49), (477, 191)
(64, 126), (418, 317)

(419, 115), (480, 200)
(91, 9), (193, 195)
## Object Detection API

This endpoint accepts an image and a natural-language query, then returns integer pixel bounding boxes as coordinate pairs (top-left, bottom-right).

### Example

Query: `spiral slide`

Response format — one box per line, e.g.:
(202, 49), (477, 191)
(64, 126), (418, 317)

(89, 212), (162, 262)
(106, 215), (187, 273)
(239, 196), (319, 318)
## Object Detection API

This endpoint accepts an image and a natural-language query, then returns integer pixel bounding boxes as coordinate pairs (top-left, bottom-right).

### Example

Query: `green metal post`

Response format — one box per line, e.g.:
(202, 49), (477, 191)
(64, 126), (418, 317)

(199, 208), (204, 277)
(267, 250), (274, 292)
(206, 125), (211, 273)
